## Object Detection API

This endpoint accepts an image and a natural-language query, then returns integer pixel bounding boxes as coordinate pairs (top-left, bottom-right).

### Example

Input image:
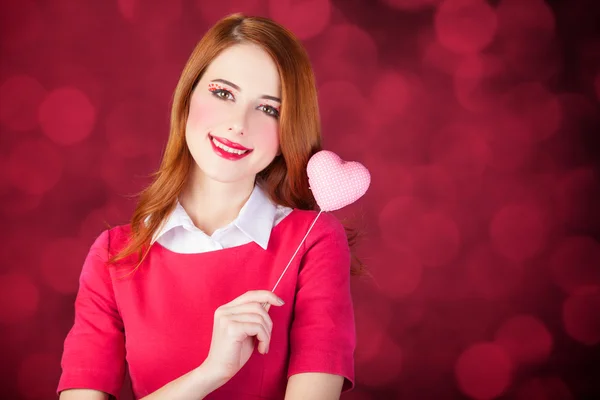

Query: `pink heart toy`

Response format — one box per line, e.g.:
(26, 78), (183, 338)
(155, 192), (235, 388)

(307, 150), (371, 211)
(266, 150), (371, 297)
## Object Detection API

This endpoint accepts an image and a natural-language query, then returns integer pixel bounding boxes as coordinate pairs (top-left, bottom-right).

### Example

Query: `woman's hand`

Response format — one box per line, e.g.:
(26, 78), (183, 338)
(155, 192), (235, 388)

(203, 290), (285, 383)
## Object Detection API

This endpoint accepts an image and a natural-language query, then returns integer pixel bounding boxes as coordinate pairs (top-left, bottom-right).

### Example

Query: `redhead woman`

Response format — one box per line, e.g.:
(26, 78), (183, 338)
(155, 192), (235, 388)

(58, 13), (359, 400)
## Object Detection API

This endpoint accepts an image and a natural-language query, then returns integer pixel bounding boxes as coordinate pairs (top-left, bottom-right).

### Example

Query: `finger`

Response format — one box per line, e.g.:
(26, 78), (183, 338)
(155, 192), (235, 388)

(224, 311), (272, 339)
(225, 303), (273, 332)
(238, 322), (271, 354)
(257, 337), (268, 354)
(252, 336), (267, 354)
(226, 290), (284, 308)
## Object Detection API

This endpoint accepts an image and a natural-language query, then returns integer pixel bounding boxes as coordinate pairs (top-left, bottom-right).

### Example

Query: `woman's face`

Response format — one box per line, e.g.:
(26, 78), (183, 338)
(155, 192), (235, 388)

(185, 43), (282, 184)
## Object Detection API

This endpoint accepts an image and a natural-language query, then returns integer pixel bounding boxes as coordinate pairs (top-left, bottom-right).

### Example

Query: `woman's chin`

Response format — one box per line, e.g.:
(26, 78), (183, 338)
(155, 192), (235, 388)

(197, 168), (255, 185)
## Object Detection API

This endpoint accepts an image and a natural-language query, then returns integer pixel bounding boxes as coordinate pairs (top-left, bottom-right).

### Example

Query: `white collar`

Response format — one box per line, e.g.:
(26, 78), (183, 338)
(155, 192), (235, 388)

(150, 184), (277, 250)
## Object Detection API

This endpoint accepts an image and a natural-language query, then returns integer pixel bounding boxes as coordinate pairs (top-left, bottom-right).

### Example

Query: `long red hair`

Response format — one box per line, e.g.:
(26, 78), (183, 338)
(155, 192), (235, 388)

(109, 13), (365, 276)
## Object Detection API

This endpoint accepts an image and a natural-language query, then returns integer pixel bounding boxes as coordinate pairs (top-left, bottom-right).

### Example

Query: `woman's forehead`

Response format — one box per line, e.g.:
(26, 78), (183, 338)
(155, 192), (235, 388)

(203, 43), (281, 97)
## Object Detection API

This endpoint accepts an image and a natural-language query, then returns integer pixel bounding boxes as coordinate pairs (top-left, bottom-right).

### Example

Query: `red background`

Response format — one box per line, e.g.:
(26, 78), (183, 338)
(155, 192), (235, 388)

(1, 0), (599, 399)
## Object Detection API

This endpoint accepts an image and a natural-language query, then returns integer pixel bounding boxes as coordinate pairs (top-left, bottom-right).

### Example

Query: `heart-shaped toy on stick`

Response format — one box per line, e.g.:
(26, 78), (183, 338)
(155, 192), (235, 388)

(267, 150), (371, 298)
(307, 150), (371, 211)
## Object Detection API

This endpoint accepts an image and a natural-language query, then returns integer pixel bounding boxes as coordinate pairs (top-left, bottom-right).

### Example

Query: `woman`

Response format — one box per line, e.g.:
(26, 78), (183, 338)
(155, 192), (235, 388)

(58, 13), (359, 400)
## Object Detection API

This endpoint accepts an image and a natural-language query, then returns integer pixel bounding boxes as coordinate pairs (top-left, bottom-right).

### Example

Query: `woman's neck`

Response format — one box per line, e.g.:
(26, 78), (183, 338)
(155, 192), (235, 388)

(179, 172), (255, 236)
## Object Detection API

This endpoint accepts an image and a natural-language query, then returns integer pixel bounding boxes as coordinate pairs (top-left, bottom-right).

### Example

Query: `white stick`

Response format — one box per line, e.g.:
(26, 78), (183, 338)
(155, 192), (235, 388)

(262, 210), (323, 308)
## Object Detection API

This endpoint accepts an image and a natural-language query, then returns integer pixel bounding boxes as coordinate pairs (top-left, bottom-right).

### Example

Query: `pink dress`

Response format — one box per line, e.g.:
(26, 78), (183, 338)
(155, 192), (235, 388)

(57, 209), (356, 399)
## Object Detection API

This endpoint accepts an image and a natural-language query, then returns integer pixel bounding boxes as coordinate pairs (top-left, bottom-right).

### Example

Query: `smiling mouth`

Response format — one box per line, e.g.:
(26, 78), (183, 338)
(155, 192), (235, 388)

(209, 134), (252, 155)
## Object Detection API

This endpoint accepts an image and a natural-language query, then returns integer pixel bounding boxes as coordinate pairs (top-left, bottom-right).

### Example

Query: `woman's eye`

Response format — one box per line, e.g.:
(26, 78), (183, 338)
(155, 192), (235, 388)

(258, 104), (280, 118)
(210, 88), (234, 101)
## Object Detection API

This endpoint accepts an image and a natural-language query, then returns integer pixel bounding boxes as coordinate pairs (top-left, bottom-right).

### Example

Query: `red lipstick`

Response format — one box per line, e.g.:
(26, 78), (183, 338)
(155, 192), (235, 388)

(209, 134), (252, 161)
(211, 135), (251, 151)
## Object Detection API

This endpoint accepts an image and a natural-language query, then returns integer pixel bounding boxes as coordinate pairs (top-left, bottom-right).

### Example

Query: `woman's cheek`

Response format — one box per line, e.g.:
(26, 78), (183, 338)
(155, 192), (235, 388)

(251, 117), (280, 150)
(187, 97), (223, 130)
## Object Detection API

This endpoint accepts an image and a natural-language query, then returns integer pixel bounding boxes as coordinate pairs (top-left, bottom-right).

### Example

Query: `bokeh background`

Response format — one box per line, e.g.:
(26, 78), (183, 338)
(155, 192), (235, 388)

(1, 0), (599, 398)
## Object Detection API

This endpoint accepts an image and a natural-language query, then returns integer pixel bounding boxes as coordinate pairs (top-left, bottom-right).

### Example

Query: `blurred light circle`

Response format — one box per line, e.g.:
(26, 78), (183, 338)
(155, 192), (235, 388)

(393, 303), (427, 333)
(367, 70), (411, 124)
(0, 153), (43, 216)
(18, 352), (62, 399)
(0, 74), (46, 132)
(411, 210), (460, 267)
(455, 343), (512, 400)
(358, 334), (403, 387)
(501, 35), (560, 81)
(411, 165), (457, 209)
(196, 0), (264, 25)
(362, 159), (413, 210)
(119, 0), (182, 25)
(118, 0), (183, 57)
(465, 243), (523, 299)
(49, 62), (105, 108)
(64, 140), (104, 178)
(494, 315), (553, 365)
(502, 82), (562, 142)
(434, 0), (497, 54)
(0, 190), (43, 217)
(379, 189), (460, 267)
(0, 229), (43, 275)
(142, 61), (184, 107)
(496, 0), (555, 38)
(0, 273), (39, 324)
(40, 238), (90, 294)
(371, 115), (425, 165)
(549, 236), (600, 295)
(478, 175), (532, 220)
(379, 196), (425, 252)
(420, 30), (463, 74)
(495, 0), (558, 80)
(514, 377), (574, 400)
(490, 202), (547, 262)
(117, 0), (136, 20)
(372, 247), (423, 299)
(562, 289), (600, 346)
(102, 194), (136, 227)
(105, 101), (156, 158)
(318, 81), (372, 160)
(6, 138), (64, 195)
(269, 0), (331, 40)
(98, 153), (154, 195)
(79, 209), (111, 242)
(319, 81), (365, 115)
(453, 54), (505, 112)
(429, 122), (492, 180)
(487, 113), (534, 172)
(381, 0), (441, 11)
(39, 87), (96, 145)
(354, 303), (388, 364)
(312, 24), (378, 90)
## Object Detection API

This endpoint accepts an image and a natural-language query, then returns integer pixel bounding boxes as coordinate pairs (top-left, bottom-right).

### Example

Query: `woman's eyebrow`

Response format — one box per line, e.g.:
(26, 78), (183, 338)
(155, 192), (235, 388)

(210, 78), (281, 103)
(211, 78), (240, 90)
(260, 94), (281, 103)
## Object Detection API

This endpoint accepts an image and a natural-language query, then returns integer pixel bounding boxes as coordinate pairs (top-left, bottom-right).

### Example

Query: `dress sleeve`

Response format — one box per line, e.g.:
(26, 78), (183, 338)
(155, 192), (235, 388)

(287, 213), (356, 392)
(57, 229), (126, 398)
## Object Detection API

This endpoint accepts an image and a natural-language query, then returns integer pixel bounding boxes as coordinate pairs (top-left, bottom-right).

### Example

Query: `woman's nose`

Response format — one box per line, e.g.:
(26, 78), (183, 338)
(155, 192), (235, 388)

(227, 107), (247, 135)
(228, 124), (244, 135)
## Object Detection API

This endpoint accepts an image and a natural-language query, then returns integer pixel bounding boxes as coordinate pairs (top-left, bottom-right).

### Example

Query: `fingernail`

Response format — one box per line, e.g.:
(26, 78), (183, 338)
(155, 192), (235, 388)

(278, 297), (285, 305)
